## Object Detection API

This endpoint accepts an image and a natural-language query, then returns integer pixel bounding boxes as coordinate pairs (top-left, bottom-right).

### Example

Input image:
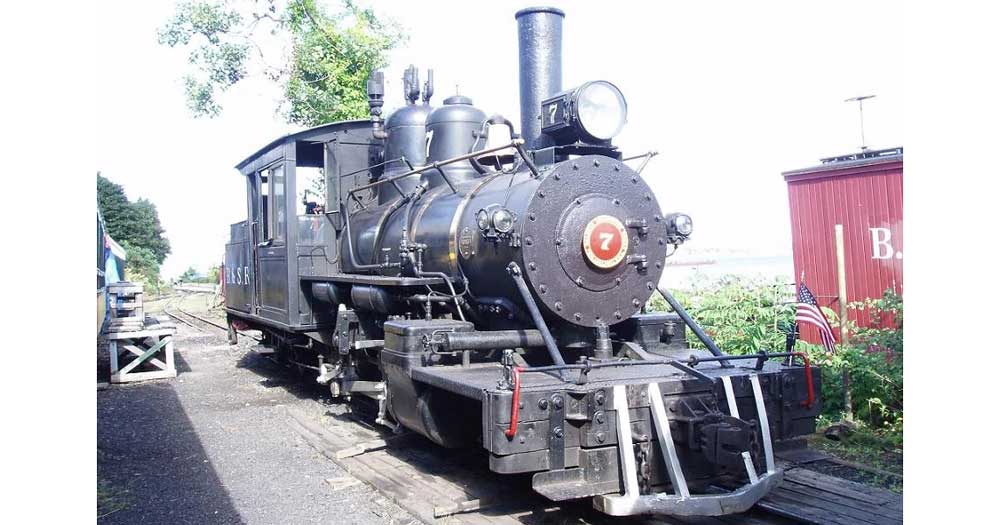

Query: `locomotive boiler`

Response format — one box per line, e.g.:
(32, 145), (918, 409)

(223, 6), (820, 517)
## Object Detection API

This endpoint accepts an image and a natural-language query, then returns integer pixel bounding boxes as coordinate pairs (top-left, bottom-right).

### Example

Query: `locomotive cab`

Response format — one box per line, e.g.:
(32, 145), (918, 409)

(222, 6), (821, 518)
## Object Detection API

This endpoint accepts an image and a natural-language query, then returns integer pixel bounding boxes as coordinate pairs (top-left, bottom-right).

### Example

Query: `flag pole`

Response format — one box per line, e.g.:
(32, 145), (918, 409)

(834, 224), (853, 421)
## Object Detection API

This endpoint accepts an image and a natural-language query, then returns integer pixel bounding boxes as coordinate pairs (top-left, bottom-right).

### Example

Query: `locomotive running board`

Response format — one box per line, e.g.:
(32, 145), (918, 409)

(593, 378), (782, 516)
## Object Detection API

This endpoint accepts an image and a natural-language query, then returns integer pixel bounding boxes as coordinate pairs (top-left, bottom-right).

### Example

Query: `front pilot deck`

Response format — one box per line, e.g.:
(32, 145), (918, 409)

(410, 351), (791, 400)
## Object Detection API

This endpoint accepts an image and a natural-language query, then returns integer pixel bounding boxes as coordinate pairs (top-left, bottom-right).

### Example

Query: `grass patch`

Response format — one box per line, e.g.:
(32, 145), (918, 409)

(97, 479), (130, 519)
(808, 418), (903, 493)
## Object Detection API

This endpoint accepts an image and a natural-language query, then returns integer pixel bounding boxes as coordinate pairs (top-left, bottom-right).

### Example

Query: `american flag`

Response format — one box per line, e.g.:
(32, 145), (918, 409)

(796, 283), (837, 353)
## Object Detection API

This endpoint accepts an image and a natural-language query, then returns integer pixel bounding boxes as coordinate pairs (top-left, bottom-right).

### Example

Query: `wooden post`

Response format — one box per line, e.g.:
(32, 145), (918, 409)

(834, 224), (853, 421)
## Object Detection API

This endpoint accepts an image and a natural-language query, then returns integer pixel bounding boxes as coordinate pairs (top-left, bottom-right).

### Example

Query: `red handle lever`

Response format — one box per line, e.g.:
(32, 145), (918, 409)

(792, 352), (815, 408)
(504, 367), (522, 438)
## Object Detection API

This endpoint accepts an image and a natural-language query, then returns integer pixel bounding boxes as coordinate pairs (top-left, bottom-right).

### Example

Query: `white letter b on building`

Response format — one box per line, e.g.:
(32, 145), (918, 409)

(870, 228), (893, 259)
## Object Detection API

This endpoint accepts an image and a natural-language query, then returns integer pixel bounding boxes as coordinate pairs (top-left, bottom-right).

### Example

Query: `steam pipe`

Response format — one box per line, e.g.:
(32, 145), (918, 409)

(507, 262), (567, 371)
(442, 330), (545, 351)
(656, 283), (729, 361)
(515, 7), (564, 150)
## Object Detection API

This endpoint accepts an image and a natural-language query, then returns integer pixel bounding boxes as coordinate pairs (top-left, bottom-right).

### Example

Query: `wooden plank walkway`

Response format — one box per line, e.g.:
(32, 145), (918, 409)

(758, 467), (902, 525)
(286, 406), (902, 525)
(285, 407), (580, 524)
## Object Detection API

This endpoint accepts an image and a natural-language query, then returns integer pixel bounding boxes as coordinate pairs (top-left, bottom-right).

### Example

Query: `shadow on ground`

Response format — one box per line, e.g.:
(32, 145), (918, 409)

(235, 351), (333, 402)
(97, 351), (242, 523)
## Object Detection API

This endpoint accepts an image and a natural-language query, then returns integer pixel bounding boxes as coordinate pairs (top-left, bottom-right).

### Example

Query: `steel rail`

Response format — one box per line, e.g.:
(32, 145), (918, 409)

(163, 309), (204, 332)
(166, 299), (263, 342)
(175, 306), (230, 332)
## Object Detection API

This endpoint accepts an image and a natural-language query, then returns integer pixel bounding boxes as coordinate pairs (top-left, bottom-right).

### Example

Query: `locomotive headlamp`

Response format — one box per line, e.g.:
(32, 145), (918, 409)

(541, 80), (628, 145)
(664, 213), (693, 243)
(476, 209), (491, 231)
(576, 81), (628, 140)
(492, 208), (516, 233)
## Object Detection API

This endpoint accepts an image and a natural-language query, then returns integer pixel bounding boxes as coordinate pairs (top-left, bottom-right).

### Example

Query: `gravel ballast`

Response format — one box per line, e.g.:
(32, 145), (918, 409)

(97, 314), (416, 524)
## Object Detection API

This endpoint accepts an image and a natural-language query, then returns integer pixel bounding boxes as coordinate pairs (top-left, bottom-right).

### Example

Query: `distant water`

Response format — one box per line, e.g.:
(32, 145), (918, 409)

(660, 255), (795, 288)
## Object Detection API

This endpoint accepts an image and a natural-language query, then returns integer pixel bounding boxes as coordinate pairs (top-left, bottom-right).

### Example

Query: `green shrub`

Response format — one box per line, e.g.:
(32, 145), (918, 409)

(845, 290), (903, 431)
(650, 277), (903, 443)
(803, 290), (902, 439)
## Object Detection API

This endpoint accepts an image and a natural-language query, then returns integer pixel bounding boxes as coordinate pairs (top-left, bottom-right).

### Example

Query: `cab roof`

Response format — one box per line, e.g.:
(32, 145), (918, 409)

(234, 120), (369, 172)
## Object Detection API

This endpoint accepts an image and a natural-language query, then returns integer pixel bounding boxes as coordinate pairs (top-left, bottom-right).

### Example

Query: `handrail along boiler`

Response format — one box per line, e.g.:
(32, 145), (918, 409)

(223, 6), (820, 517)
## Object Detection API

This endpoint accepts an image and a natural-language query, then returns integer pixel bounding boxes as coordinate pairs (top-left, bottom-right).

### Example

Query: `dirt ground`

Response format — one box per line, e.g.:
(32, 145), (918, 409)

(97, 296), (417, 524)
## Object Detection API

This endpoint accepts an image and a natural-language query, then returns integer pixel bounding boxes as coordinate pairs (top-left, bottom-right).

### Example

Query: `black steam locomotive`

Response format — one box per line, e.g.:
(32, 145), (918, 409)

(223, 7), (820, 517)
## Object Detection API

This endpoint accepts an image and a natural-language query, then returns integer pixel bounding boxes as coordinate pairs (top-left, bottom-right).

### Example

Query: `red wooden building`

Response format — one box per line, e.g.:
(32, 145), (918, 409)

(783, 147), (903, 341)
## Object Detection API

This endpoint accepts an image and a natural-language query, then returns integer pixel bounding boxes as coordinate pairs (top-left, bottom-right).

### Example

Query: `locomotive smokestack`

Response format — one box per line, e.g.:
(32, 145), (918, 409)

(515, 6), (564, 150)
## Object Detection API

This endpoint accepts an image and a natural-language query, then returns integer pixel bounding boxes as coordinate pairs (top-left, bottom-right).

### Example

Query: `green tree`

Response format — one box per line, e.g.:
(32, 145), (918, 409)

(129, 199), (171, 264)
(158, 0), (406, 126)
(97, 174), (172, 265)
(120, 241), (162, 291)
(206, 264), (222, 284)
(97, 175), (132, 243)
(179, 266), (199, 282)
(97, 174), (172, 289)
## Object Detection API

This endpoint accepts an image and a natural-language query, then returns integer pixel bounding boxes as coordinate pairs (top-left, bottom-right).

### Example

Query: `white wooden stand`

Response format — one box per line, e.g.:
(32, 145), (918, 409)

(106, 326), (177, 383)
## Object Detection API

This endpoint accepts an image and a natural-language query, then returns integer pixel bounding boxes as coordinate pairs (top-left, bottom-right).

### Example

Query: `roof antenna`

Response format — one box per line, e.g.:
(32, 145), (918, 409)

(844, 95), (876, 151)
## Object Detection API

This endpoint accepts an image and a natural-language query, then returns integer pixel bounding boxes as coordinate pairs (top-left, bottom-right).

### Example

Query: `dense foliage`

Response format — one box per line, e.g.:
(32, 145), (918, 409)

(158, 0), (406, 125)
(814, 290), (904, 440)
(120, 243), (164, 292)
(648, 276), (904, 444)
(646, 275), (796, 355)
(97, 174), (171, 289)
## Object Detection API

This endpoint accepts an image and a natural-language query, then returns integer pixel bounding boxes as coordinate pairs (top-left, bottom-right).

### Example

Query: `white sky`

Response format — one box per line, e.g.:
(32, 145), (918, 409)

(95, 0), (903, 278)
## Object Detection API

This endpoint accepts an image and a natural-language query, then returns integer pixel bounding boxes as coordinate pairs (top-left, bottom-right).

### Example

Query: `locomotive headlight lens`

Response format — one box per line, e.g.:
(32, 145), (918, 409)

(673, 214), (693, 236)
(665, 213), (693, 240)
(576, 81), (627, 141)
(492, 208), (515, 233)
(476, 209), (491, 231)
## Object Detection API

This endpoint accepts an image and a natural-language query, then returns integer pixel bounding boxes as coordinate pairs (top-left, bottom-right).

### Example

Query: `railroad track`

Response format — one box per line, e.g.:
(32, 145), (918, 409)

(165, 302), (901, 524)
(162, 294), (262, 341)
